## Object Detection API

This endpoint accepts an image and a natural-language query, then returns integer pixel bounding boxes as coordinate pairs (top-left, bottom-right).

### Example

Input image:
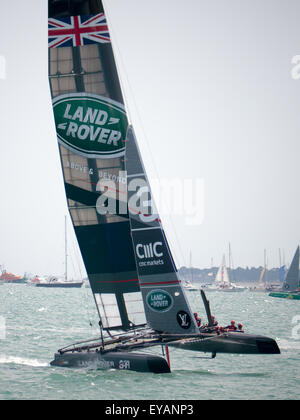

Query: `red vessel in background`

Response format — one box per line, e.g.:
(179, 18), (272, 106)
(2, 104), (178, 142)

(0, 268), (25, 283)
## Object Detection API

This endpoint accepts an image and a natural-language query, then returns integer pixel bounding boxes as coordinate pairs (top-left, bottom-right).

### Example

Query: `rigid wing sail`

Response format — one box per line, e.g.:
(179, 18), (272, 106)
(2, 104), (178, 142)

(48, 0), (280, 373)
(48, 0), (145, 332)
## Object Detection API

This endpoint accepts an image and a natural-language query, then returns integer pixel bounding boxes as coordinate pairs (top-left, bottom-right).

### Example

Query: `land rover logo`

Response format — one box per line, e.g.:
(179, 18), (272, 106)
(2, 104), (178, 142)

(52, 93), (128, 159)
(147, 290), (173, 313)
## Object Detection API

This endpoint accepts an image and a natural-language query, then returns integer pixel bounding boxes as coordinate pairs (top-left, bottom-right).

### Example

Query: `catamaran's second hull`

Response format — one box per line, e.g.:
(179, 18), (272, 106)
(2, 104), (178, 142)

(50, 351), (170, 374)
(269, 292), (300, 300)
(169, 333), (280, 355)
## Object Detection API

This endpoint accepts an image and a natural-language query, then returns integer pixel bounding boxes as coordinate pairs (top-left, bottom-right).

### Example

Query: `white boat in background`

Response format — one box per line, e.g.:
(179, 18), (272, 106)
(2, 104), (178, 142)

(183, 251), (198, 291)
(35, 275), (83, 288)
(35, 216), (83, 288)
(201, 286), (219, 292)
(214, 255), (246, 292)
(184, 280), (198, 291)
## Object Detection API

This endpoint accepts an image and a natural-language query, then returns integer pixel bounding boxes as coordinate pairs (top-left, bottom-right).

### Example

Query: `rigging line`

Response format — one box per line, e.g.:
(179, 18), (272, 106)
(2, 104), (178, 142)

(68, 220), (94, 328)
(70, 227), (84, 280)
(102, 2), (188, 270)
(65, 215), (79, 279)
(67, 239), (77, 280)
(102, 0), (134, 125)
(76, 261), (95, 329)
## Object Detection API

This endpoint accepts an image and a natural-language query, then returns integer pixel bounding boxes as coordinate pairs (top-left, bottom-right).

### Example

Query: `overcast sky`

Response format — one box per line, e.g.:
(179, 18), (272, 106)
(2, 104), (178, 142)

(0, 0), (299, 278)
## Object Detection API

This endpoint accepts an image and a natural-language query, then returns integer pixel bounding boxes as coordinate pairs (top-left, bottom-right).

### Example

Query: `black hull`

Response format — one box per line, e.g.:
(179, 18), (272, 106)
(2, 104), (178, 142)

(50, 332), (279, 374)
(35, 283), (83, 288)
(50, 351), (170, 374)
(170, 332), (280, 355)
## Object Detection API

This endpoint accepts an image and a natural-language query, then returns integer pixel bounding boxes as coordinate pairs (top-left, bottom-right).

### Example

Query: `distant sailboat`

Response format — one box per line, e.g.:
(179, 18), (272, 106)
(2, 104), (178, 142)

(269, 246), (300, 300)
(184, 252), (198, 291)
(35, 216), (83, 288)
(258, 268), (266, 287)
(214, 255), (246, 292)
(250, 249), (268, 292)
(215, 255), (230, 286)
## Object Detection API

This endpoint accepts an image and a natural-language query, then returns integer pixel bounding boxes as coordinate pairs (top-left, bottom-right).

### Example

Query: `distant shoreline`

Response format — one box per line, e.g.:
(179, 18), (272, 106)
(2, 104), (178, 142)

(179, 266), (283, 284)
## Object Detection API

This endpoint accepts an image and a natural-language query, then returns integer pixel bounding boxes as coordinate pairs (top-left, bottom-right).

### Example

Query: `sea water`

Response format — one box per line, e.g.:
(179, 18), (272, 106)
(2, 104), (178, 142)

(0, 284), (299, 400)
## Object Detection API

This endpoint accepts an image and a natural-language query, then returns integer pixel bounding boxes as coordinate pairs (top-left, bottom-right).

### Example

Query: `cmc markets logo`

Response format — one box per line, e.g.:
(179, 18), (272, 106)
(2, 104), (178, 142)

(136, 242), (163, 260)
(52, 93), (128, 158)
(147, 290), (173, 313)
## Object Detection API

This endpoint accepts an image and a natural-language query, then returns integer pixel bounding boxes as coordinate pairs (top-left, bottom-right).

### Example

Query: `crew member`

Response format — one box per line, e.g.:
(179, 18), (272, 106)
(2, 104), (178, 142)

(193, 312), (202, 328)
(211, 315), (218, 327)
(226, 320), (237, 332)
(237, 323), (244, 333)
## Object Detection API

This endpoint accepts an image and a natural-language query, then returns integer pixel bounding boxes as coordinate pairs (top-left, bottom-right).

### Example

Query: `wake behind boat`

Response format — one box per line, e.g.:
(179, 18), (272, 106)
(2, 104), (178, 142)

(48, 0), (279, 373)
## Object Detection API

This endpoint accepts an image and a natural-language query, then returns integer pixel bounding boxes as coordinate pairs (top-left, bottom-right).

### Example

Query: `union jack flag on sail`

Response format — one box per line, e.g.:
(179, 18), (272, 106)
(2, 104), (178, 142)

(48, 14), (110, 48)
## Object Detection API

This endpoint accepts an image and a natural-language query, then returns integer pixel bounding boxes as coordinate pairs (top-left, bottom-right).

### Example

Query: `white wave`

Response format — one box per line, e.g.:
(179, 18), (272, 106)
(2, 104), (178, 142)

(0, 354), (48, 367)
(277, 338), (300, 350)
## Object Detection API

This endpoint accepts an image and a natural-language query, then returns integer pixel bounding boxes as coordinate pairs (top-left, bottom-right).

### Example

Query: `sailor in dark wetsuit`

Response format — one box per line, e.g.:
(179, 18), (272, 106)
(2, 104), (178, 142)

(225, 320), (237, 332)
(199, 315), (219, 334)
(211, 315), (218, 328)
(193, 312), (202, 328)
(237, 323), (244, 333)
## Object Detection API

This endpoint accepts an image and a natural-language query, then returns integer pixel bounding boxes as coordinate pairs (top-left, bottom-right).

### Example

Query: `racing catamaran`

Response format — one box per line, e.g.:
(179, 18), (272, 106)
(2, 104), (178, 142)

(48, 0), (280, 373)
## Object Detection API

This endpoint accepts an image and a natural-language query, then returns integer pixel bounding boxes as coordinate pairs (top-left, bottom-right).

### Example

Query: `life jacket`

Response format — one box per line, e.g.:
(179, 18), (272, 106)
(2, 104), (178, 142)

(228, 325), (237, 332)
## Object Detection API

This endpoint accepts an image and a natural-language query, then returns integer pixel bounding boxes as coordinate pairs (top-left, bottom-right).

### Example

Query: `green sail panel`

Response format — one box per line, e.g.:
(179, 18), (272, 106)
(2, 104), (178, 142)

(48, 0), (145, 331)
